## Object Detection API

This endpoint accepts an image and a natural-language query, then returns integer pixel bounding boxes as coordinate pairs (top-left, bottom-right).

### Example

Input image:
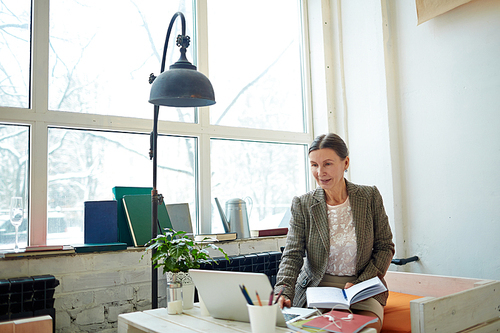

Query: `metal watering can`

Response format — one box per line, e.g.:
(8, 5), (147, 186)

(215, 197), (252, 239)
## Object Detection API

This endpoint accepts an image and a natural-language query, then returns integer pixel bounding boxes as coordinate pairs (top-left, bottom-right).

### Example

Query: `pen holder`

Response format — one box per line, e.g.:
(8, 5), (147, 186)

(247, 303), (278, 333)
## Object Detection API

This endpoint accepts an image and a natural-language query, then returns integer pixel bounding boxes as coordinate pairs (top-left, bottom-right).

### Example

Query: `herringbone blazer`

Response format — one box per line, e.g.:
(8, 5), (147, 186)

(275, 180), (395, 307)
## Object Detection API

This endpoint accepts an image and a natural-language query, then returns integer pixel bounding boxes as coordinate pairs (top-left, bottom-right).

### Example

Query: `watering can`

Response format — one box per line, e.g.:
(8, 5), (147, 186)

(215, 197), (252, 239)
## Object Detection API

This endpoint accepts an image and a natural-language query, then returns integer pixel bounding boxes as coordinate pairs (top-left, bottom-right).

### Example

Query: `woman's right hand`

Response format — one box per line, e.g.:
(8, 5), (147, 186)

(277, 295), (292, 309)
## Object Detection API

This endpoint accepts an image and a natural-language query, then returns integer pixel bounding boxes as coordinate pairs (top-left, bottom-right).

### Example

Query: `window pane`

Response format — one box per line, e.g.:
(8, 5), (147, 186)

(0, 0), (31, 108)
(49, 0), (196, 122)
(207, 0), (305, 132)
(47, 128), (196, 244)
(0, 124), (29, 250)
(211, 139), (307, 233)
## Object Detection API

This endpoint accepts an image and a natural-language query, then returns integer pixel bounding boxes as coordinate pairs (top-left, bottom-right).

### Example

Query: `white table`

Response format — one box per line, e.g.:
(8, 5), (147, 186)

(118, 304), (377, 333)
(118, 304), (291, 333)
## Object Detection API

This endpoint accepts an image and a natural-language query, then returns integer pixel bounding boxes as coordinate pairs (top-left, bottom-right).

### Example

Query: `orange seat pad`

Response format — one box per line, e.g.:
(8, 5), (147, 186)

(381, 291), (423, 333)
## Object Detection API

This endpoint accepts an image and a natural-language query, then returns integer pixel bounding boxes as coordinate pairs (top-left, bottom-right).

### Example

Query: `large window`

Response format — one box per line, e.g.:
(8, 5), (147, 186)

(211, 139), (307, 232)
(48, 0), (195, 122)
(207, 1), (305, 131)
(0, 0), (31, 108)
(0, 124), (29, 250)
(47, 129), (196, 244)
(0, 0), (313, 247)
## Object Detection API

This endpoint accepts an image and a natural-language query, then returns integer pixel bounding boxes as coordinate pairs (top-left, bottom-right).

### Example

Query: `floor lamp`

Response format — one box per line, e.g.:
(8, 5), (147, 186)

(148, 12), (215, 309)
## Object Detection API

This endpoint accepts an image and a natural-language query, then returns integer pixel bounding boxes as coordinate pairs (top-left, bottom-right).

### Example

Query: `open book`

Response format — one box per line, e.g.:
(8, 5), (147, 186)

(306, 276), (386, 309)
(302, 310), (378, 333)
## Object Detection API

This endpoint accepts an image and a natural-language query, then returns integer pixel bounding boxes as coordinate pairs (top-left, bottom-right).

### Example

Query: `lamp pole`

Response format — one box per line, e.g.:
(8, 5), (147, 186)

(148, 12), (215, 309)
(150, 104), (160, 309)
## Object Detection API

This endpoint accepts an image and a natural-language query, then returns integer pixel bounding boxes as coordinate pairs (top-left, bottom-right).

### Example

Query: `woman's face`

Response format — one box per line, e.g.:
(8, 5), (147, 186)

(309, 148), (349, 192)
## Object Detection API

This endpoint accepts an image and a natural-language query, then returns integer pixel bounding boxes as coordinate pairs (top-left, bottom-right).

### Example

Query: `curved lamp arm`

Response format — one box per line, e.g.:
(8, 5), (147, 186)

(148, 11), (215, 309)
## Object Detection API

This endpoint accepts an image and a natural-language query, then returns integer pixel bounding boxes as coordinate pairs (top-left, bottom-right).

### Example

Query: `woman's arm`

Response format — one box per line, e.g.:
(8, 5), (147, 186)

(353, 186), (395, 284)
(275, 196), (307, 303)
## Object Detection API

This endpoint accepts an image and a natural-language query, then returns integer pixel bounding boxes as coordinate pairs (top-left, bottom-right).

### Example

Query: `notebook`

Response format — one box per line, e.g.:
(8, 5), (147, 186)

(122, 194), (173, 246)
(165, 203), (194, 235)
(189, 269), (318, 327)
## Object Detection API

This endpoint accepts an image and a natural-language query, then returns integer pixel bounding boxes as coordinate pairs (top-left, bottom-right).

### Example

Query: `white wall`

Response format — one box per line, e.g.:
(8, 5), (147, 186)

(331, 0), (500, 280)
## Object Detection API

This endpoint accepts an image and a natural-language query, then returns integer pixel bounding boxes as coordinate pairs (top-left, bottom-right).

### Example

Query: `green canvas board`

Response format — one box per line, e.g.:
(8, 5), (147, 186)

(112, 186), (152, 246)
(122, 194), (173, 247)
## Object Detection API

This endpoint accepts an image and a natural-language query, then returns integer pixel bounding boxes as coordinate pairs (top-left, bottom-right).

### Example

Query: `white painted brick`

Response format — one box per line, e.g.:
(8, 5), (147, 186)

(135, 284), (152, 302)
(277, 236), (287, 249)
(94, 285), (134, 304)
(92, 250), (147, 271)
(0, 259), (29, 279)
(56, 309), (71, 329)
(206, 241), (239, 257)
(239, 237), (280, 254)
(60, 271), (122, 292)
(108, 303), (134, 322)
(136, 299), (152, 312)
(28, 254), (92, 275)
(55, 291), (94, 310)
(122, 267), (150, 284)
(75, 305), (105, 325)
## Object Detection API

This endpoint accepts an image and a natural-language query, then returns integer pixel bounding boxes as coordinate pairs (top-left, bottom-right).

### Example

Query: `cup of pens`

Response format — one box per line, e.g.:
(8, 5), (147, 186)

(240, 285), (278, 333)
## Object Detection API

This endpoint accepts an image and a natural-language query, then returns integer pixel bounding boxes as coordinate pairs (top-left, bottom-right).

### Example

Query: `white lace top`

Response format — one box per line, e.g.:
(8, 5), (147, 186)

(325, 197), (357, 276)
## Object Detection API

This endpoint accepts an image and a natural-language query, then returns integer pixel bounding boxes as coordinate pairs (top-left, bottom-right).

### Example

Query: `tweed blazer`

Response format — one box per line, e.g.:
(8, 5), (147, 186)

(275, 180), (395, 307)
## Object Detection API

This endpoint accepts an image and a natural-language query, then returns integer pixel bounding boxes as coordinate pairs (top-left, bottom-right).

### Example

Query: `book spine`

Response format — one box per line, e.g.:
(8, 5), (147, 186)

(258, 228), (288, 237)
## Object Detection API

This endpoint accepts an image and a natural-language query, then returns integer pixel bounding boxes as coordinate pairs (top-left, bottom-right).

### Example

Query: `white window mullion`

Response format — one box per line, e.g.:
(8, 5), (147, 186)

(29, 0), (50, 245)
(195, 0), (212, 233)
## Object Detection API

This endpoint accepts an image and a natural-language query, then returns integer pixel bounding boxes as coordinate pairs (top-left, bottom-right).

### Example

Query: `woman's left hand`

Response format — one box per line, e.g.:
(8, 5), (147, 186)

(344, 282), (354, 289)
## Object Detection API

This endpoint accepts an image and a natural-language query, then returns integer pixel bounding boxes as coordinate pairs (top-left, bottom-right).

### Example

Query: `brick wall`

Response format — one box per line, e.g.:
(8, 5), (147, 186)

(0, 236), (286, 332)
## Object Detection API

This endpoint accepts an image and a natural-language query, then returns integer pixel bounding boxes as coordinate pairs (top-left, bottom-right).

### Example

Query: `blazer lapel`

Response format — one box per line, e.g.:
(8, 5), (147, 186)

(311, 188), (329, 253)
(346, 180), (368, 271)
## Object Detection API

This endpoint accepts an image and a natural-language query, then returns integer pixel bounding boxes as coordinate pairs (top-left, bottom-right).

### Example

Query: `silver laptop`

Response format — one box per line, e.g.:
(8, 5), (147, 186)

(189, 269), (318, 327)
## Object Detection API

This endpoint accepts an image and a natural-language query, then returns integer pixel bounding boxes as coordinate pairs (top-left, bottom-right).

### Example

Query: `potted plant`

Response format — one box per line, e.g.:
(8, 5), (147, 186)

(144, 228), (229, 313)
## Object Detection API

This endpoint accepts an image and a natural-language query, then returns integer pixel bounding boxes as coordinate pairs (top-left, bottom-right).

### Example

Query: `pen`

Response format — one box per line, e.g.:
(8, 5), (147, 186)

(255, 291), (262, 306)
(242, 284), (254, 305)
(268, 290), (273, 306)
(342, 289), (348, 301)
(239, 285), (254, 305)
(274, 285), (285, 304)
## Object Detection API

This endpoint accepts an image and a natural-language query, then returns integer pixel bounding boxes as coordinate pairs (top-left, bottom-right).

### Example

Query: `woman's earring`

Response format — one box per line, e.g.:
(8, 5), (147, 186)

(344, 169), (348, 173)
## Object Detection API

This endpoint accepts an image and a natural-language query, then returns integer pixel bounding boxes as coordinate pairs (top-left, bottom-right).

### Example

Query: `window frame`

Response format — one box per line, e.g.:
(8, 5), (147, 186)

(0, 0), (316, 245)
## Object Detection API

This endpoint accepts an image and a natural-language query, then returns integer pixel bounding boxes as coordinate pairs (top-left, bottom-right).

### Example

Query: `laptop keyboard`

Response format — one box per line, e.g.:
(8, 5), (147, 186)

(283, 312), (300, 322)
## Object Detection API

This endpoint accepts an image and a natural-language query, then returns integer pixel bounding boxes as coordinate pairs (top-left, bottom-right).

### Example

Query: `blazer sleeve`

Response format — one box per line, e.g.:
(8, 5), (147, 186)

(353, 186), (395, 285)
(274, 196), (307, 302)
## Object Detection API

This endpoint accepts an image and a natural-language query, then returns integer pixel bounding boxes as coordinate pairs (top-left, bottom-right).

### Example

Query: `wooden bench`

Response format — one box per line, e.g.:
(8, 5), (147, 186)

(382, 271), (500, 332)
(0, 315), (52, 333)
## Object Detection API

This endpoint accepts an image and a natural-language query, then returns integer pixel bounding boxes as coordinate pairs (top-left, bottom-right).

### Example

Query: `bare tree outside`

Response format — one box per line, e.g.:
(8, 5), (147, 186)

(0, 0), (307, 247)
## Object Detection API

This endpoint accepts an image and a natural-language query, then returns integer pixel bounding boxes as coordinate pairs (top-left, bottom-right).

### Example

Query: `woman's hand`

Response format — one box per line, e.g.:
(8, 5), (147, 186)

(344, 282), (354, 289)
(277, 295), (292, 309)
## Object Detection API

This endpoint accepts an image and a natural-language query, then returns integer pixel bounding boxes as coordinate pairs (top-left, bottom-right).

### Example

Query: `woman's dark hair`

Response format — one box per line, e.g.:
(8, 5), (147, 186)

(309, 133), (349, 159)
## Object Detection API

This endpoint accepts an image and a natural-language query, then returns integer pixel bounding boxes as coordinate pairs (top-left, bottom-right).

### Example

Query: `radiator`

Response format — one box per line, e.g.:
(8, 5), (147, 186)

(0, 275), (58, 330)
(198, 251), (282, 287)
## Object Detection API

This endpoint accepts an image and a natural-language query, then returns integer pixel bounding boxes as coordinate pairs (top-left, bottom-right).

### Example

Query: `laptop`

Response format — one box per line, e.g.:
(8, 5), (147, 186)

(189, 269), (318, 327)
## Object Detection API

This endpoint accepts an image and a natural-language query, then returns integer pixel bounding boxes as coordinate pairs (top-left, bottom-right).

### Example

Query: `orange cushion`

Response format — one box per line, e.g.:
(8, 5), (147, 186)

(381, 291), (423, 333)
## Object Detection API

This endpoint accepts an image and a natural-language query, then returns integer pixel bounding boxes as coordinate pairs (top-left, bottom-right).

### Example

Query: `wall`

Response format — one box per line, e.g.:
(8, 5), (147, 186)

(333, 0), (500, 280)
(0, 237), (286, 333)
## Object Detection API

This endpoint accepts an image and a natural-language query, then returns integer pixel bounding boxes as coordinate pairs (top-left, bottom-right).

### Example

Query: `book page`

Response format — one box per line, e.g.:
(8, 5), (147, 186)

(345, 276), (386, 304)
(306, 287), (349, 308)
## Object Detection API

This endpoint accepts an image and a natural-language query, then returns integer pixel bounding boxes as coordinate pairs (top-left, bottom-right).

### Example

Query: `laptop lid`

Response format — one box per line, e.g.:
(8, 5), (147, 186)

(189, 269), (316, 327)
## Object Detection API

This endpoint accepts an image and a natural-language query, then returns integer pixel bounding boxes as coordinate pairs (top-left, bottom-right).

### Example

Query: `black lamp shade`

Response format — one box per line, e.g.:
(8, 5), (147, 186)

(149, 67), (215, 107)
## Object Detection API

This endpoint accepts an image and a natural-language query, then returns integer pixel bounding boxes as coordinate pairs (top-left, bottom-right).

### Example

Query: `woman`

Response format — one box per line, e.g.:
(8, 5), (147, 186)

(274, 133), (394, 332)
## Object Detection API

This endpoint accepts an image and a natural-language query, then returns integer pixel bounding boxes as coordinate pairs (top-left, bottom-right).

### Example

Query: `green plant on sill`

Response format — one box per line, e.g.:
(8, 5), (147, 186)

(143, 228), (229, 274)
